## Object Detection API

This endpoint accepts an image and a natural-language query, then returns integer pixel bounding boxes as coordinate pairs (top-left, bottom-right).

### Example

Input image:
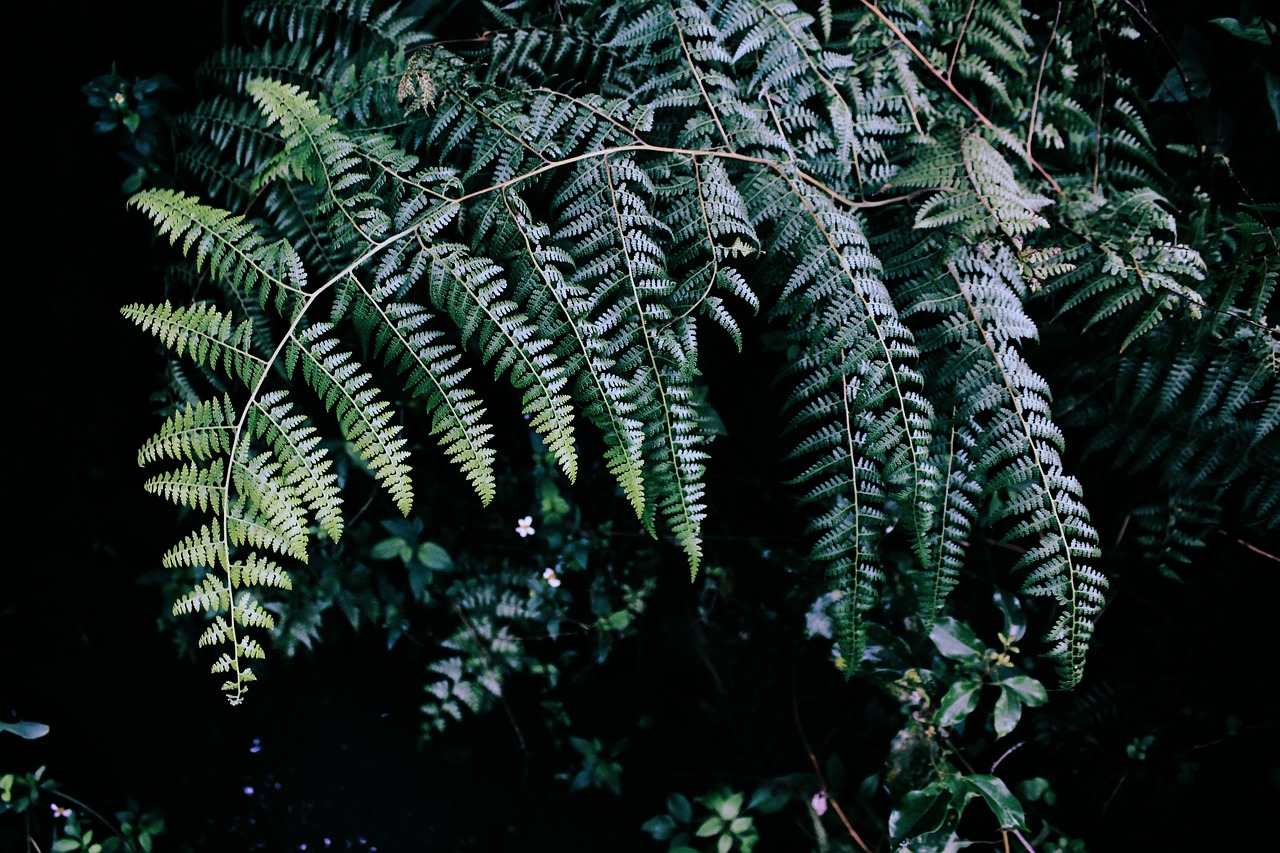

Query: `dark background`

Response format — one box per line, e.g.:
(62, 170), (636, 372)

(6, 1), (1278, 851)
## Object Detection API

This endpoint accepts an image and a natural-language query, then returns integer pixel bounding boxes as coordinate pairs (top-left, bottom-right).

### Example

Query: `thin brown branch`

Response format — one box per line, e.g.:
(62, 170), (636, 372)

(947, 0), (977, 81)
(792, 686), (876, 853)
(1218, 529), (1280, 563)
(1027, 4), (1063, 166)
(859, 0), (1065, 198)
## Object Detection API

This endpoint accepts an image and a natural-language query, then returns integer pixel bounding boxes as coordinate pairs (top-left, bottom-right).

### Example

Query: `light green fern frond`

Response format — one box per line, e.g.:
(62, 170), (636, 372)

(127, 188), (309, 313)
(287, 322), (415, 514)
(121, 301), (266, 387)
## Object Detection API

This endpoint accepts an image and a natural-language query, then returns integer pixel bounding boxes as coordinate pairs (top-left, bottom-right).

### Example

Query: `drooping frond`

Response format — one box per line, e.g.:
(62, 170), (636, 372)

(476, 188), (646, 516)
(419, 239), (579, 483)
(550, 152), (709, 572)
(245, 391), (346, 542)
(352, 294), (498, 505)
(758, 171), (933, 664)
(287, 322), (414, 514)
(904, 243), (1106, 687)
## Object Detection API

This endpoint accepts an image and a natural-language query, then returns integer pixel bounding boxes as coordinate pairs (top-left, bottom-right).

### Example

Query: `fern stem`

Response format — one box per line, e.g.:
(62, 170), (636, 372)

(790, 179), (926, 534)
(532, 88), (647, 143)
(753, 0), (865, 196)
(662, 157), (722, 330)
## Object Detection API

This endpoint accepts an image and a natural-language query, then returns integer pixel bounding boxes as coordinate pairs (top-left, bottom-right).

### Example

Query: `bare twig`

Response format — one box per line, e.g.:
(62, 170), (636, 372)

(859, 0), (1066, 198)
(1218, 529), (1280, 563)
(947, 0), (978, 81)
(1027, 4), (1063, 166)
(793, 685), (876, 853)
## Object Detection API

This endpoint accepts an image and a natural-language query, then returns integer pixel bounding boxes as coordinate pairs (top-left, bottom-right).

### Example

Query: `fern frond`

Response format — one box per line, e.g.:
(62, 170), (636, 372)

(138, 394), (238, 465)
(925, 246), (1105, 687)
(551, 153), (709, 570)
(420, 239), (578, 482)
(127, 189), (309, 313)
(288, 322), (414, 514)
(760, 173), (932, 665)
(478, 188), (645, 515)
(121, 301), (266, 387)
(246, 391), (346, 541)
(353, 293), (499, 505)
(143, 459), (226, 514)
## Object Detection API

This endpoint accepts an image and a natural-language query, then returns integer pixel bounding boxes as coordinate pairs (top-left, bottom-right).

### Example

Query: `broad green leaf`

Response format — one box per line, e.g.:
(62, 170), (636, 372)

(716, 792), (744, 820)
(696, 817), (724, 837)
(407, 563), (429, 600)
(889, 785), (952, 840)
(937, 679), (982, 726)
(746, 785), (790, 814)
(0, 721), (50, 740)
(668, 792), (692, 824)
(992, 589), (1026, 643)
(965, 775), (1026, 830)
(930, 616), (984, 663)
(1210, 17), (1273, 44)
(604, 610), (633, 631)
(994, 686), (1023, 738)
(1000, 675), (1048, 706)
(370, 537), (409, 561)
(416, 541), (454, 570)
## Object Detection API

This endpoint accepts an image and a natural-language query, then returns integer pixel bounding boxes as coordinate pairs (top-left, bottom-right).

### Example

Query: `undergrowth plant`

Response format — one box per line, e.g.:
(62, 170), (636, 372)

(100, 0), (1276, 849)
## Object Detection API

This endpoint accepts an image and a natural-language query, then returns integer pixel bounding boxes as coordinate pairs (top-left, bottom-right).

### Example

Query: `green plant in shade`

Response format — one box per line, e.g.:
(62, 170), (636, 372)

(88, 0), (1276, 849)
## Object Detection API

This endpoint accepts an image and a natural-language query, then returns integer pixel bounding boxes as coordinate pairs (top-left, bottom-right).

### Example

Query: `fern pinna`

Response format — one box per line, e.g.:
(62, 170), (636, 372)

(121, 0), (1274, 702)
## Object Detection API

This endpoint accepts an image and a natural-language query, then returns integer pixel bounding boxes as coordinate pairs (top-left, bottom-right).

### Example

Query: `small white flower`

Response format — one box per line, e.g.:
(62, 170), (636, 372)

(112, 92), (126, 105)
(515, 516), (535, 538)
(51, 803), (72, 819)
(542, 567), (561, 588)
(810, 791), (828, 816)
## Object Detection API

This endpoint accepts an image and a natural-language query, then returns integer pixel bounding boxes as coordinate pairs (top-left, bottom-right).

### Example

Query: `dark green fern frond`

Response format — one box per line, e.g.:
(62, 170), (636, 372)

(898, 130), (1052, 239)
(246, 0), (432, 60)
(477, 188), (646, 516)
(653, 154), (760, 350)
(550, 152), (708, 570)
(760, 174), (933, 665)
(917, 420), (982, 630)
(1053, 187), (1208, 349)
(915, 245), (1106, 687)
(419, 239), (578, 482)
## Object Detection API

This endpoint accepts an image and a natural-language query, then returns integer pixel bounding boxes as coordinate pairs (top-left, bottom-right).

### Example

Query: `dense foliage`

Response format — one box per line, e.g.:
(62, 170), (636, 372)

(5, 1), (1276, 851)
